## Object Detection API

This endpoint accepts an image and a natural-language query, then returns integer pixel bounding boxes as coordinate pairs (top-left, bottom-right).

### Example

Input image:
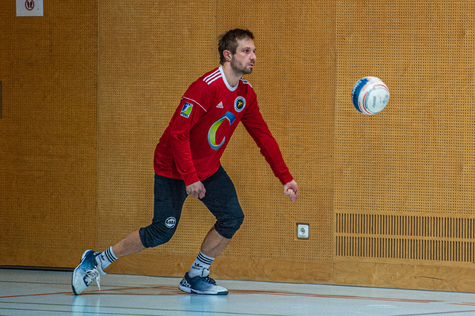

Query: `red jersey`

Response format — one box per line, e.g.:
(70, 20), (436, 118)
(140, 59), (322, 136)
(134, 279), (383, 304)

(154, 66), (293, 186)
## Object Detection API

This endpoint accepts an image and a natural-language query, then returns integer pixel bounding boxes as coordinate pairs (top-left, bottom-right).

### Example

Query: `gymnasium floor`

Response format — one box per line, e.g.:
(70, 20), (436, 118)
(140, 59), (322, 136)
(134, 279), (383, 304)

(2, 268), (475, 316)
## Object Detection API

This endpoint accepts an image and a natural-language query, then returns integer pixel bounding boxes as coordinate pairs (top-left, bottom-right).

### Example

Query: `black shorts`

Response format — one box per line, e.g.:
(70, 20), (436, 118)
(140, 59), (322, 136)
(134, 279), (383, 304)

(139, 166), (244, 248)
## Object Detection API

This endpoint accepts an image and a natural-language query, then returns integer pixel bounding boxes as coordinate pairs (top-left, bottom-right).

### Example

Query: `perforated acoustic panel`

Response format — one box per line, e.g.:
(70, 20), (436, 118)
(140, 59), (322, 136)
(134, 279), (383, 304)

(216, 0), (335, 262)
(0, 1), (98, 267)
(98, 0), (336, 278)
(98, 0), (217, 255)
(335, 1), (475, 267)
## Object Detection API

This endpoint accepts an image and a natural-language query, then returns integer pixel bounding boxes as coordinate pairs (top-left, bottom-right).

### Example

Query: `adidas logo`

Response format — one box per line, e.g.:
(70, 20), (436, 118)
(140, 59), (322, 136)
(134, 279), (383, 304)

(216, 101), (223, 108)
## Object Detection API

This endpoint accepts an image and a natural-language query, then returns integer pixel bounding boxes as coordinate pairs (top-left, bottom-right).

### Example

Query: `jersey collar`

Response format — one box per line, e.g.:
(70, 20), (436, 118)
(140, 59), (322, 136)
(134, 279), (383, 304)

(219, 65), (239, 92)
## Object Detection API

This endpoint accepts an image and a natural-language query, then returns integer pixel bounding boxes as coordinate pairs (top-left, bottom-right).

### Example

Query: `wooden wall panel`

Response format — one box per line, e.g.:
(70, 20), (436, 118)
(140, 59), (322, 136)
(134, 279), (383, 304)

(334, 0), (475, 290)
(97, 0), (218, 258)
(334, 261), (475, 293)
(216, 0), (335, 262)
(99, 0), (336, 282)
(335, 0), (474, 217)
(0, 1), (98, 267)
(2, 0), (475, 294)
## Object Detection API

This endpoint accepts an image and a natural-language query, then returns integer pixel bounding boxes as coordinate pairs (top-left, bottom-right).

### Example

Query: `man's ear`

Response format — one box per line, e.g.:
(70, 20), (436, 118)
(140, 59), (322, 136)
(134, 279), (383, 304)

(223, 50), (233, 62)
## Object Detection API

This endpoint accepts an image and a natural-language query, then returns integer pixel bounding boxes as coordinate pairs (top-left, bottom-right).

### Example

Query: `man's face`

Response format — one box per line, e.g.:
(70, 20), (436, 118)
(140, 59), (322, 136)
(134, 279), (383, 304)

(230, 38), (256, 75)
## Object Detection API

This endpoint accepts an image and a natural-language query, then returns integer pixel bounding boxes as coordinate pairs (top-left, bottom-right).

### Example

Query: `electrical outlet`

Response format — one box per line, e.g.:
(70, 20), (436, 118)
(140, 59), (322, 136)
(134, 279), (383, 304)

(297, 223), (309, 239)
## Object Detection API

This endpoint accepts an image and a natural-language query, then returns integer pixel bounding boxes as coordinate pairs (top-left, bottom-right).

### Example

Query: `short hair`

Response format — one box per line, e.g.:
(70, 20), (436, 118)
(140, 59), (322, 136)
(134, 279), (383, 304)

(218, 29), (254, 65)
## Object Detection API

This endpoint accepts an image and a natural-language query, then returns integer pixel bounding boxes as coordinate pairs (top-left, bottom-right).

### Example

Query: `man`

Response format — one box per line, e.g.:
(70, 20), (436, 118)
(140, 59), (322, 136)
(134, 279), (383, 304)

(72, 28), (298, 296)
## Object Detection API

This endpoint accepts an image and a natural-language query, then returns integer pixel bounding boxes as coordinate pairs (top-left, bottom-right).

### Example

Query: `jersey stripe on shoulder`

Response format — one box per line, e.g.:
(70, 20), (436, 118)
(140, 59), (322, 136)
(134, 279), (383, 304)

(240, 78), (253, 88)
(181, 97), (207, 112)
(203, 69), (221, 85)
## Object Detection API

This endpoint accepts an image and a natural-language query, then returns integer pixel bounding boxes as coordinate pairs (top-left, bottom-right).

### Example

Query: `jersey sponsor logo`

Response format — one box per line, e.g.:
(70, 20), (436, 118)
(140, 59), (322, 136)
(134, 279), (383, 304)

(208, 112), (236, 151)
(165, 217), (176, 229)
(180, 102), (193, 118)
(234, 96), (246, 112)
(216, 101), (223, 108)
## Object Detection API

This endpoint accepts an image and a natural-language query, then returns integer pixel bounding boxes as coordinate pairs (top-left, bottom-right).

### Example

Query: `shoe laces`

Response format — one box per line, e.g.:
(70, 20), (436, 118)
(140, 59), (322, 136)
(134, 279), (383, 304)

(197, 268), (217, 284)
(201, 276), (217, 285)
(84, 269), (101, 290)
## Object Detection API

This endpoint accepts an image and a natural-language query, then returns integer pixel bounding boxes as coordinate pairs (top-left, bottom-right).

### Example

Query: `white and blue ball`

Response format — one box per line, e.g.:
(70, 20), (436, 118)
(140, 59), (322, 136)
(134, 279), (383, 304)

(351, 77), (390, 115)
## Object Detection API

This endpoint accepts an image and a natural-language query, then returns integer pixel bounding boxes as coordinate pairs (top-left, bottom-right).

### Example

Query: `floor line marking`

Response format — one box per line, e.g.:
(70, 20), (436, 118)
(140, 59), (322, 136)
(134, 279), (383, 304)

(0, 302), (288, 316)
(0, 285), (444, 304)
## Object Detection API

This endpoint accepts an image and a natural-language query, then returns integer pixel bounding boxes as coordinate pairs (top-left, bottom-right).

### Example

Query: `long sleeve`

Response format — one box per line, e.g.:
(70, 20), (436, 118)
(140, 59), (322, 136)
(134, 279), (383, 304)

(169, 97), (207, 186)
(241, 99), (293, 185)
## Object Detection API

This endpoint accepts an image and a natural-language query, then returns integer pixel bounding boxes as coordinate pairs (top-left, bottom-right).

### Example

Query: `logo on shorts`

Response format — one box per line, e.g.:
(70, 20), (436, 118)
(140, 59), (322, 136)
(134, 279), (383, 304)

(165, 217), (176, 228)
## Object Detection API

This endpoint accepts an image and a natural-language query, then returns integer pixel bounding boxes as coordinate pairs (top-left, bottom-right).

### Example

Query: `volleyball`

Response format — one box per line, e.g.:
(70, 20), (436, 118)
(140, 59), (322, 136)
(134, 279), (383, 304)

(351, 77), (389, 115)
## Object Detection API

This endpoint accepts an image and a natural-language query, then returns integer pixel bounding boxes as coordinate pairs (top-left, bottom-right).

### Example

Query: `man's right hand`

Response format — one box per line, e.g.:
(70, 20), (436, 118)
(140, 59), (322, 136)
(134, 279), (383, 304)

(186, 181), (206, 199)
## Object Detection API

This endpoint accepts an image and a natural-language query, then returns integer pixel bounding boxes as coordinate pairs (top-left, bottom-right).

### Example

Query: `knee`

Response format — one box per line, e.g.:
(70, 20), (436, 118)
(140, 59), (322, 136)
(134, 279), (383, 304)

(139, 223), (176, 248)
(215, 214), (244, 239)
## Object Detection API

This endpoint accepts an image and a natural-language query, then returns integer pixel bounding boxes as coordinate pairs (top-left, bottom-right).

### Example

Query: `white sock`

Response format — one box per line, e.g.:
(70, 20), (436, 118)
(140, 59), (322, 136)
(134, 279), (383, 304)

(96, 247), (117, 270)
(188, 251), (214, 278)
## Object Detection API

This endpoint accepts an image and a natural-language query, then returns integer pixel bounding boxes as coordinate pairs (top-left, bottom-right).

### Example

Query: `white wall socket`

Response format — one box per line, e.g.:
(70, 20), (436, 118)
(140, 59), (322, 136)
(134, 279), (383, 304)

(297, 224), (309, 239)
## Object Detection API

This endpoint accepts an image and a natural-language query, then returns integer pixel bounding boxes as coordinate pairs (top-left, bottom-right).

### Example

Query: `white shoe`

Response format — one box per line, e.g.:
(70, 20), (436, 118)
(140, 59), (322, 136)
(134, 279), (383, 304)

(178, 269), (228, 295)
(71, 250), (105, 295)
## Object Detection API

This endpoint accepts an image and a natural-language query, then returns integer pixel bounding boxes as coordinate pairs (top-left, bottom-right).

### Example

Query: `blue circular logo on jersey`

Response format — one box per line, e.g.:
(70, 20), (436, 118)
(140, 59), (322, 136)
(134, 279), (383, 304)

(234, 96), (246, 112)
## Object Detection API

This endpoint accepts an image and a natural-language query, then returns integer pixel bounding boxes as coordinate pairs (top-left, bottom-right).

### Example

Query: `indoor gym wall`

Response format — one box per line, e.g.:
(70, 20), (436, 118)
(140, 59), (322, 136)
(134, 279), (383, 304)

(97, 0), (335, 283)
(334, 1), (475, 292)
(0, 1), (98, 267)
(1, 0), (474, 293)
